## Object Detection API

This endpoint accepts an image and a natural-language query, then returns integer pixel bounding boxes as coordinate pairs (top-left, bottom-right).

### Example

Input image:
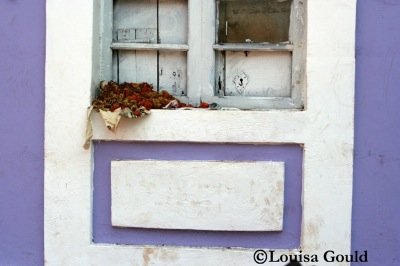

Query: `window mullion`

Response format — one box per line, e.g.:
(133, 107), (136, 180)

(99, 0), (113, 82)
(187, 0), (203, 104)
(290, 0), (306, 109)
(200, 0), (216, 99)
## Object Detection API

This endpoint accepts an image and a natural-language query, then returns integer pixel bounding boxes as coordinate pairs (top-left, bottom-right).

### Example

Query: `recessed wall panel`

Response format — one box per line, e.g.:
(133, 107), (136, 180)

(111, 160), (284, 231)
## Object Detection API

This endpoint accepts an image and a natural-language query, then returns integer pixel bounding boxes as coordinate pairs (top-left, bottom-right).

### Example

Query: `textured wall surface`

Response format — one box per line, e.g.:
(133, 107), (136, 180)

(0, 0), (399, 265)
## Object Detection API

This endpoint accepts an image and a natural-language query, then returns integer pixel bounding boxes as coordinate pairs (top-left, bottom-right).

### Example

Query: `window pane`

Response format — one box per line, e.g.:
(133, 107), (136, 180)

(217, 0), (292, 43)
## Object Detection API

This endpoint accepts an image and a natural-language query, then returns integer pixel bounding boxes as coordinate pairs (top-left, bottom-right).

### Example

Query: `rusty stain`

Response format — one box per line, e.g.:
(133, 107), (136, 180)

(305, 218), (325, 244)
(302, 223), (321, 251)
(306, 222), (319, 238)
(141, 248), (179, 265)
(142, 248), (154, 266)
(276, 180), (284, 193)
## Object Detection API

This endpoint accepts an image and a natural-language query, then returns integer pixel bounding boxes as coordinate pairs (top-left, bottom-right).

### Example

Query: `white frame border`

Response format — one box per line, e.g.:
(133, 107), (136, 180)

(45, 0), (356, 265)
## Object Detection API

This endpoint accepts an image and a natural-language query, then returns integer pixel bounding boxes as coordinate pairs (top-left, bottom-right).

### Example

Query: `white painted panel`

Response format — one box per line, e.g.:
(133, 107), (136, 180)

(113, 0), (157, 39)
(224, 51), (292, 97)
(111, 160), (284, 231)
(159, 51), (187, 95)
(114, 50), (157, 85)
(113, 0), (187, 44)
(159, 0), (188, 44)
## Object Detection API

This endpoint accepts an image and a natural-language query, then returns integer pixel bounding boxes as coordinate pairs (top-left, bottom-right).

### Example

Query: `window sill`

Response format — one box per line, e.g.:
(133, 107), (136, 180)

(201, 96), (303, 110)
(91, 108), (307, 143)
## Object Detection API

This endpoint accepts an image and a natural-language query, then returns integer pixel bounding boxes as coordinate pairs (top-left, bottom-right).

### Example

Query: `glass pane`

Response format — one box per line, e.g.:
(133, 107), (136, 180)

(217, 0), (292, 43)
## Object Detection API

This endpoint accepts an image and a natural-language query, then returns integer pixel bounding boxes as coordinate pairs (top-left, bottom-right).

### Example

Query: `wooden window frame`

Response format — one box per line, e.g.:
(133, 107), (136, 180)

(100, 0), (305, 109)
(205, 0), (305, 109)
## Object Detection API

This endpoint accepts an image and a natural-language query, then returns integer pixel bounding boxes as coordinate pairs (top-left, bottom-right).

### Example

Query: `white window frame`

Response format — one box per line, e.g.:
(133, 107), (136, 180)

(45, 0), (356, 265)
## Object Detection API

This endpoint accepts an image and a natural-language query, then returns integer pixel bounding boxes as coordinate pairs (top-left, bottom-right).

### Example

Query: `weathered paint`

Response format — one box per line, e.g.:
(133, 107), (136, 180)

(114, 0), (188, 44)
(224, 51), (292, 97)
(115, 50), (188, 95)
(1, 0), (400, 266)
(111, 160), (284, 231)
(112, 0), (188, 94)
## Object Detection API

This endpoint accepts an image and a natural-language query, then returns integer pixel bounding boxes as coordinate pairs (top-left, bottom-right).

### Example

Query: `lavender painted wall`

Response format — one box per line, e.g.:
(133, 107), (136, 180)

(352, 1), (400, 265)
(0, 1), (45, 265)
(0, 0), (399, 265)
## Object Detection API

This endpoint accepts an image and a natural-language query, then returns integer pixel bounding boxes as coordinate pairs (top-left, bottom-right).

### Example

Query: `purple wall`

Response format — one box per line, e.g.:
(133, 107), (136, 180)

(352, 1), (400, 265)
(0, 1), (45, 265)
(0, 0), (399, 265)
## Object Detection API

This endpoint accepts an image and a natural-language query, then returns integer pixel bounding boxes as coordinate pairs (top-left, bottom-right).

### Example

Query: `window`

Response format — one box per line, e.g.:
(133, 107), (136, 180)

(99, 0), (305, 109)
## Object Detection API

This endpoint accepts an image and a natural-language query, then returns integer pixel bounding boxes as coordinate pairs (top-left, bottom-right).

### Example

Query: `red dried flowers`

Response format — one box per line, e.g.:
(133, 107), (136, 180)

(92, 81), (194, 118)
